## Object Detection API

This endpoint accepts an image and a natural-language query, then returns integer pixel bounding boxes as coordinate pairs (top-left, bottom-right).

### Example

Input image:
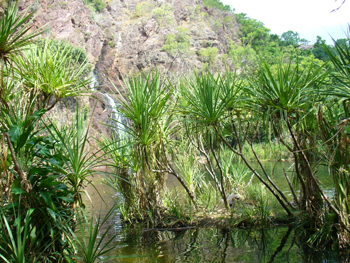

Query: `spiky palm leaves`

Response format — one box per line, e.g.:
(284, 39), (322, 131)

(14, 40), (90, 111)
(45, 108), (100, 208)
(322, 35), (350, 245)
(0, 2), (44, 194)
(179, 71), (243, 209)
(0, 1), (42, 105)
(111, 72), (174, 221)
(0, 2), (41, 64)
(248, 58), (329, 220)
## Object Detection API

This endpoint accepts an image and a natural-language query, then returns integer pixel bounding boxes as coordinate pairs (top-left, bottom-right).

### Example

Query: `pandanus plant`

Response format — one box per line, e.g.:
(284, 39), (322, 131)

(0, 1), (43, 193)
(179, 60), (329, 220)
(179, 71), (247, 209)
(45, 107), (100, 209)
(13, 39), (91, 111)
(321, 35), (350, 245)
(247, 57), (329, 221)
(111, 72), (175, 221)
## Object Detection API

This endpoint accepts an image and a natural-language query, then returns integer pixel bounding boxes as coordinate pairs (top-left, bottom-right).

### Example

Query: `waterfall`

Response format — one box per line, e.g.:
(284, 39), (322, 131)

(91, 72), (125, 139)
(104, 93), (125, 139)
(90, 72), (98, 91)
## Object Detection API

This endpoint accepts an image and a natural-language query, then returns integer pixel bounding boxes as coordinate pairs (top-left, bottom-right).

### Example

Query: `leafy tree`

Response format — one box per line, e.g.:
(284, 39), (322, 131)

(153, 4), (174, 27)
(235, 13), (271, 51)
(270, 34), (280, 42)
(228, 42), (258, 74)
(335, 38), (349, 48)
(280, 30), (302, 47)
(313, 36), (331, 61)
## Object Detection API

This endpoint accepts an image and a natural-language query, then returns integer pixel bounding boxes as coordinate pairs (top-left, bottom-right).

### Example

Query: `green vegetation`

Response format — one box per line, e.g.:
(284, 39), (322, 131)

(231, 12), (328, 73)
(203, 0), (231, 12)
(280, 30), (309, 47)
(108, 40), (114, 48)
(3, 0), (350, 260)
(68, 207), (119, 262)
(198, 47), (218, 64)
(83, 0), (107, 13)
(228, 42), (258, 74)
(153, 4), (174, 27)
(0, 3), (116, 261)
(134, 1), (156, 18)
(15, 39), (91, 110)
(235, 13), (271, 51)
(106, 72), (174, 225)
(102, 31), (350, 254)
(163, 27), (191, 56)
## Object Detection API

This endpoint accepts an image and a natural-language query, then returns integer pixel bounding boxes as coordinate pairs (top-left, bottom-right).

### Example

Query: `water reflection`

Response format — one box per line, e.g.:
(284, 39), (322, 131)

(107, 226), (340, 263)
(81, 170), (340, 263)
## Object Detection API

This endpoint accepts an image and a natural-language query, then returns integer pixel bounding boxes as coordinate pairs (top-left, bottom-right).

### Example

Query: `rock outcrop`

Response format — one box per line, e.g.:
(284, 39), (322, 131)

(27, 0), (239, 83)
(21, 0), (240, 137)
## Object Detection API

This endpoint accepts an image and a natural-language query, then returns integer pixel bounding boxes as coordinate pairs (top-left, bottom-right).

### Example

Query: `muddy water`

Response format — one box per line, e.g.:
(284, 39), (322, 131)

(81, 163), (339, 262)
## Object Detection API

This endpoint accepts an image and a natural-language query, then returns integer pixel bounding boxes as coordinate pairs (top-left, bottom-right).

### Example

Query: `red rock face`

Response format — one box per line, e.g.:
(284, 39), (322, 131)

(24, 0), (104, 65)
(24, 0), (240, 84)
(19, 0), (240, 138)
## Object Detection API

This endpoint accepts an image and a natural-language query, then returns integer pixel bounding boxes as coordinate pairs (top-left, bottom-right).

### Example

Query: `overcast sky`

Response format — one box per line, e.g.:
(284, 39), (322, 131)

(221, 0), (350, 44)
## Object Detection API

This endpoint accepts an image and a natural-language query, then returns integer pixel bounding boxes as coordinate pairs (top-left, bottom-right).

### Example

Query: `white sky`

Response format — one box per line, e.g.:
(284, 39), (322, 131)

(221, 0), (350, 44)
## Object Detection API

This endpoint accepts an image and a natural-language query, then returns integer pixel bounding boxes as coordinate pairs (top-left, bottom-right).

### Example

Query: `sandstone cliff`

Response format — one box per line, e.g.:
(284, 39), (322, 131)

(22, 0), (240, 137)
(27, 0), (239, 83)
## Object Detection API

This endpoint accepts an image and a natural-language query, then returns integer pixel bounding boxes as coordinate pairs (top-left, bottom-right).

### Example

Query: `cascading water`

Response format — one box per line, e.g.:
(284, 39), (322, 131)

(90, 71), (125, 139)
(87, 71), (125, 242)
(90, 72), (98, 92)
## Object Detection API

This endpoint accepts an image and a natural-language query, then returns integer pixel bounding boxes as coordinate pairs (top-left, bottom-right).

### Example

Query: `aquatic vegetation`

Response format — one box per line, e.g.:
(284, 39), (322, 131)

(102, 47), (350, 253)
(242, 141), (291, 161)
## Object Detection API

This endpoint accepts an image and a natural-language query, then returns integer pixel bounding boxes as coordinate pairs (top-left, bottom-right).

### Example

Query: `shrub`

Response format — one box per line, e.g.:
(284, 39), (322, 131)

(134, 2), (156, 18)
(83, 0), (106, 13)
(163, 27), (191, 55)
(153, 4), (174, 27)
(198, 47), (218, 64)
(203, 0), (231, 12)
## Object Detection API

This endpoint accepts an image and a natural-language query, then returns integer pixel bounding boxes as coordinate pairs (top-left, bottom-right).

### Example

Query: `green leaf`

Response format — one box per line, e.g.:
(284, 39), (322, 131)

(39, 177), (59, 189)
(46, 208), (57, 221)
(8, 124), (21, 144)
(40, 191), (56, 211)
(58, 196), (73, 203)
(12, 187), (26, 195)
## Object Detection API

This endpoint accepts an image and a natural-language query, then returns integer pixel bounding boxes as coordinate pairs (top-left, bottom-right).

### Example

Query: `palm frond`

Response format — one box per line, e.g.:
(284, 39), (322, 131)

(0, 2), (43, 65)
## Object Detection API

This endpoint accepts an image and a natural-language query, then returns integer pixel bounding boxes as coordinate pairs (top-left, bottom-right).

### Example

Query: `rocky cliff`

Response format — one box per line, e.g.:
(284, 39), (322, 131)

(28, 0), (239, 82)
(22, 0), (240, 137)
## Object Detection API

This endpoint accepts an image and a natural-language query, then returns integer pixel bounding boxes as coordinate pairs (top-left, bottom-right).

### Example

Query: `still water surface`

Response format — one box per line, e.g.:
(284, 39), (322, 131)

(82, 162), (339, 262)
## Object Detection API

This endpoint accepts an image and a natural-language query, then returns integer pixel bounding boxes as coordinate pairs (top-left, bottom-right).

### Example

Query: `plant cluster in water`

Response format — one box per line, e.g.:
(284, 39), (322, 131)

(102, 32), (350, 259)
